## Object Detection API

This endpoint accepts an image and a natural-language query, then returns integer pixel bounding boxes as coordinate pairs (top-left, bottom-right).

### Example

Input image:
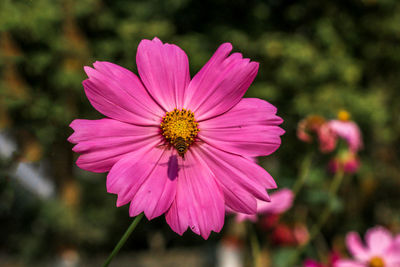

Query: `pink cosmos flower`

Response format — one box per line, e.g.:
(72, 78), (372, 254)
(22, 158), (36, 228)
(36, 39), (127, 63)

(297, 115), (337, 153)
(271, 222), (309, 246)
(304, 252), (340, 267)
(336, 226), (400, 267)
(328, 120), (362, 152)
(233, 188), (293, 222)
(68, 38), (284, 239)
(297, 115), (326, 144)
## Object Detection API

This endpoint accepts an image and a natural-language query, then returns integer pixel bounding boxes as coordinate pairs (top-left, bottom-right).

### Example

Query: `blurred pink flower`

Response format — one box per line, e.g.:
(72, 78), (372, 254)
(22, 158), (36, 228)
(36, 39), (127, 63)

(297, 115), (326, 143)
(293, 223), (310, 245)
(318, 123), (337, 153)
(233, 188), (293, 222)
(304, 252), (340, 267)
(272, 223), (309, 246)
(328, 150), (360, 174)
(328, 120), (363, 152)
(68, 37), (284, 239)
(259, 213), (280, 230)
(297, 115), (337, 153)
(336, 226), (400, 267)
(304, 259), (326, 267)
(298, 111), (363, 155)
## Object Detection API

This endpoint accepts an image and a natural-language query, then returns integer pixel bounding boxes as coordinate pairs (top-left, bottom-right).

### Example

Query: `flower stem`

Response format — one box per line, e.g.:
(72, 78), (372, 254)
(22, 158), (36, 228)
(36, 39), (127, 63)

(248, 223), (260, 267)
(306, 169), (344, 243)
(292, 152), (313, 196)
(288, 169), (344, 265)
(102, 213), (144, 267)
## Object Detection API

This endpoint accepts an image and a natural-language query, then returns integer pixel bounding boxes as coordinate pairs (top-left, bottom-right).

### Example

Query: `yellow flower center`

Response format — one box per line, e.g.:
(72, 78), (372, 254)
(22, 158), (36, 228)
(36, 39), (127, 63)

(338, 109), (351, 121)
(369, 256), (385, 267)
(160, 108), (199, 158)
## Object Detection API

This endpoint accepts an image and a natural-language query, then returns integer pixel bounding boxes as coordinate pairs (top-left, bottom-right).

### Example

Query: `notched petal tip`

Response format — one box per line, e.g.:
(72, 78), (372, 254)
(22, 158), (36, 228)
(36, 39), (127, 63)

(138, 37), (163, 50)
(83, 66), (95, 77)
(201, 232), (212, 240)
(116, 198), (127, 208)
(68, 120), (87, 144)
(67, 134), (76, 144)
(68, 119), (85, 130)
(248, 61), (260, 73)
(275, 115), (285, 125)
(92, 61), (113, 71)
(261, 193), (272, 202)
(267, 178), (277, 190)
(152, 36), (162, 43)
(219, 42), (233, 52)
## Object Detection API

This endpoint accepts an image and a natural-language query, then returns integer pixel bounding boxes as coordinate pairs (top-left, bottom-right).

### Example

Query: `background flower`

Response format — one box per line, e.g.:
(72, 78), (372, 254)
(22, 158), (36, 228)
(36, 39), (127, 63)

(336, 226), (400, 267)
(328, 120), (363, 153)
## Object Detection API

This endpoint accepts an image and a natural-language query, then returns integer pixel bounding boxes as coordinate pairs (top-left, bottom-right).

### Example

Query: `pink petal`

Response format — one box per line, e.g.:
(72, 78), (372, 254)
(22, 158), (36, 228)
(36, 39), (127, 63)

(107, 147), (176, 220)
(195, 143), (276, 214)
(199, 98), (284, 157)
(386, 249), (400, 267)
(303, 259), (324, 267)
(165, 148), (225, 239)
(197, 146), (257, 215)
(184, 43), (259, 121)
(136, 37), (190, 111)
(223, 185), (258, 215)
(346, 232), (370, 262)
(234, 189), (293, 222)
(129, 151), (178, 219)
(68, 119), (161, 172)
(200, 98), (281, 128)
(395, 234), (400, 246)
(257, 188), (294, 214)
(235, 213), (257, 223)
(334, 259), (365, 267)
(365, 226), (393, 255)
(328, 120), (363, 152)
(83, 61), (164, 125)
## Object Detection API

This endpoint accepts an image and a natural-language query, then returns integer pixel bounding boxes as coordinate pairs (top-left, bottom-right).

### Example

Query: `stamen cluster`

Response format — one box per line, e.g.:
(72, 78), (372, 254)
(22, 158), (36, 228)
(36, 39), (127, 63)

(160, 108), (199, 147)
(369, 257), (385, 267)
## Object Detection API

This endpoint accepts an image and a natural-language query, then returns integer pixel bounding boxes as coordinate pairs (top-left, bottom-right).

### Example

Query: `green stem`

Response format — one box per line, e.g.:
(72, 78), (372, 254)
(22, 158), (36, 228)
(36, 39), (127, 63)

(292, 152), (313, 197)
(248, 223), (260, 267)
(103, 213), (144, 267)
(306, 169), (344, 243)
(288, 169), (344, 265)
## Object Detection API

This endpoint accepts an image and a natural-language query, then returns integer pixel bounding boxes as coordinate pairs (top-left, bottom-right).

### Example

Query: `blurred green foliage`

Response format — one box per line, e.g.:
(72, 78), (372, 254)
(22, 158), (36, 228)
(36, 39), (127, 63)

(1, 0), (400, 265)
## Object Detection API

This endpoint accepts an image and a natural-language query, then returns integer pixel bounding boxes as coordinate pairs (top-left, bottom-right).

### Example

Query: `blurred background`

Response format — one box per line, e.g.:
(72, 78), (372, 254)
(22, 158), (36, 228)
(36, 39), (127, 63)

(1, 0), (400, 266)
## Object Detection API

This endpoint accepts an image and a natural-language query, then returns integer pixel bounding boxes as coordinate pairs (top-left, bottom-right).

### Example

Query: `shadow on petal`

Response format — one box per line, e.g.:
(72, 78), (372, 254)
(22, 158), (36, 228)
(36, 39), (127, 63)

(168, 155), (179, 181)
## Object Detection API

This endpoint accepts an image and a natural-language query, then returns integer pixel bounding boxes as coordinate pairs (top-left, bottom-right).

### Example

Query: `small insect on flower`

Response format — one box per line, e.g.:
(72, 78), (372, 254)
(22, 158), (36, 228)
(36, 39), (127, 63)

(173, 137), (189, 159)
(68, 37), (284, 239)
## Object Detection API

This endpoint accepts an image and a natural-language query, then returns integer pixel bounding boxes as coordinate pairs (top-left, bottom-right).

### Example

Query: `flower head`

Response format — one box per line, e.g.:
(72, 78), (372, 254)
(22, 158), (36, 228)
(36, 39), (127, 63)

(68, 38), (284, 239)
(297, 115), (337, 153)
(297, 111), (363, 155)
(297, 115), (326, 143)
(336, 226), (400, 267)
(328, 110), (363, 152)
